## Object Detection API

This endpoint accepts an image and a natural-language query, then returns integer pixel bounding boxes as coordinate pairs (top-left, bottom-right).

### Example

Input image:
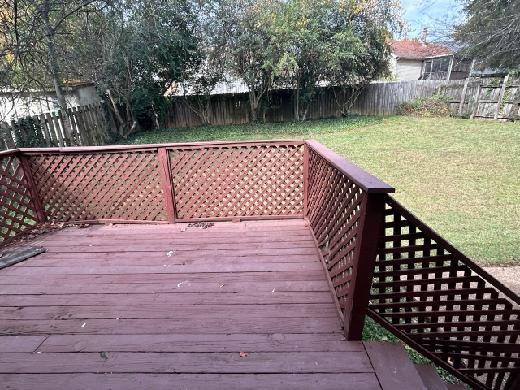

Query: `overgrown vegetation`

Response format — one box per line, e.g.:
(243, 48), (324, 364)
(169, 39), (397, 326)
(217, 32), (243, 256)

(397, 93), (451, 117)
(123, 115), (520, 265)
(455, 0), (520, 70)
(1, 0), (403, 135)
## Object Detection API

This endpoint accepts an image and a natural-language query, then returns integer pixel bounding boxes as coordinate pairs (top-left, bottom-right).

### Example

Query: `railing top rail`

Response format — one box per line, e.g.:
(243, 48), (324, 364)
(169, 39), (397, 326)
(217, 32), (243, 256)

(16, 139), (305, 154)
(0, 149), (19, 157)
(385, 195), (520, 305)
(306, 139), (394, 194)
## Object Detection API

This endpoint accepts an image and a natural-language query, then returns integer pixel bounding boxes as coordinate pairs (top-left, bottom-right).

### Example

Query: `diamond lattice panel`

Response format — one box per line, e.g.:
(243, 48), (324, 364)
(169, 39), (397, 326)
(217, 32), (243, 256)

(369, 196), (520, 390)
(169, 144), (304, 219)
(307, 148), (366, 311)
(27, 151), (166, 222)
(0, 155), (37, 242)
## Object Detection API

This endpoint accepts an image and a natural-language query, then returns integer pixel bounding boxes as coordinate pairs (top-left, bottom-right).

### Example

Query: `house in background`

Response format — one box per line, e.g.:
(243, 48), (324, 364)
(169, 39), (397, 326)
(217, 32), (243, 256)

(0, 82), (101, 123)
(389, 39), (472, 81)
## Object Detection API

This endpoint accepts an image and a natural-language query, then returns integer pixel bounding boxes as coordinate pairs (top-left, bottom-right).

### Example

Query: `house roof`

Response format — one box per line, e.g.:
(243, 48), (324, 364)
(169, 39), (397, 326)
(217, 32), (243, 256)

(391, 40), (452, 60)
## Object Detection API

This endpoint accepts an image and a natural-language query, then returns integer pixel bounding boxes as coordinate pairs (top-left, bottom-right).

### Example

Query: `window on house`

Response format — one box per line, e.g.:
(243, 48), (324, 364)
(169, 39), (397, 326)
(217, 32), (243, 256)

(421, 56), (452, 80)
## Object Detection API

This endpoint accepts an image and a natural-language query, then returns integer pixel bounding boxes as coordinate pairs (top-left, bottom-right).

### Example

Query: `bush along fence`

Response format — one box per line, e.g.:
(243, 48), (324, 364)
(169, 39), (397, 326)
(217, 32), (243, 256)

(0, 140), (518, 389)
(0, 103), (113, 150)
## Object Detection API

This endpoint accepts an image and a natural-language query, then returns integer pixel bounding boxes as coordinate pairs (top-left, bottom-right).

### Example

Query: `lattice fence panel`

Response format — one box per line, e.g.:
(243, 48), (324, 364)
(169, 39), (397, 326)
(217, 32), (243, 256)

(0, 154), (37, 242)
(26, 151), (166, 222)
(307, 148), (367, 312)
(169, 143), (304, 219)
(368, 196), (520, 390)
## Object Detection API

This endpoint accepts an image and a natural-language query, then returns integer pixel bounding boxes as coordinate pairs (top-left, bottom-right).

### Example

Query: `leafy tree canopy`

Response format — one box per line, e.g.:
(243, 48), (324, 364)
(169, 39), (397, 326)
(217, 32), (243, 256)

(455, 0), (520, 69)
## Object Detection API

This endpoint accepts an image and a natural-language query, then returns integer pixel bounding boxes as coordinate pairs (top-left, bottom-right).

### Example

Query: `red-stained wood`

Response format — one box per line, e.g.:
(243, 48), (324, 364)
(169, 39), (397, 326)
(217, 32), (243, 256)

(12, 257), (319, 268)
(34, 241), (318, 253)
(2, 262), (324, 275)
(0, 317), (342, 335)
(303, 143), (310, 216)
(17, 153), (46, 223)
(414, 364), (448, 390)
(0, 303), (337, 320)
(344, 193), (386, 340)
(364, 342), (427, 390)
(37, 333), (359, 353)
(0, 220), (405, 389)
(0, 336), (46, 353)
(305, 140), (394, 194)
(0, 373), (381, 390)
(0, 291), (334, 306)
(0, 271), (328, 285)
(18, 139), (305, 154)
(157, 148), (176, 223)
(0, 279), (329, 294)
(0, 351), (372, 374)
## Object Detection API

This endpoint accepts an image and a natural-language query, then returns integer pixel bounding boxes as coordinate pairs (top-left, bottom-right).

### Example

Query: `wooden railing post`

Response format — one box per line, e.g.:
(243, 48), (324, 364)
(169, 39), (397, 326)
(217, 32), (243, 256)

(303, 143), (309, 217)
(17, 152), (47, 223)
(157, 148), (177, 223)
(344, 193), (386, 340)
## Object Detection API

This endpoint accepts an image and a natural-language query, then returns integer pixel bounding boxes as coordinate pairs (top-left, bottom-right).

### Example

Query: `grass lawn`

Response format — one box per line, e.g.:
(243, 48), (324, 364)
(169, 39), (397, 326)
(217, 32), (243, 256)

(123, 115), (520, 266)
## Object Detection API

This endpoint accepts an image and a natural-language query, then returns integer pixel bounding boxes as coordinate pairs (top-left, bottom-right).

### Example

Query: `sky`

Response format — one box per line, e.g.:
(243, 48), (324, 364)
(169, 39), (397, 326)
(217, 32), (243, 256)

(400, 0), (465, 40)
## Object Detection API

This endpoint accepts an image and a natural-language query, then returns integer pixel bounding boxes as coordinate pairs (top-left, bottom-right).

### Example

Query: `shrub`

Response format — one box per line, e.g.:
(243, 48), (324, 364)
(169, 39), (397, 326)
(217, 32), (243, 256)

(398, 93), (450, 117)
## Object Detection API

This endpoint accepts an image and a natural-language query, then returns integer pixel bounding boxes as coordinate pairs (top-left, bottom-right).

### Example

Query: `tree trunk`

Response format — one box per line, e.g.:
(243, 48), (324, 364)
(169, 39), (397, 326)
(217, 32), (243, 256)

(42, 0), (66, 111)
(105, 89), (126, 136)
(42, 0), (70, 145)
(294, 79), (300, 122)
(249, 91), (259, 122)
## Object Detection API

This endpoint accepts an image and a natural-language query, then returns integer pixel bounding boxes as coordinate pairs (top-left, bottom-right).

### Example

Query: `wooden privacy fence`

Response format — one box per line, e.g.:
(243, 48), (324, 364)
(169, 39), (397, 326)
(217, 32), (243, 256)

(0, 103), (111, 150)
(0, 140), (518, 389)
(165, 80), (520, 128)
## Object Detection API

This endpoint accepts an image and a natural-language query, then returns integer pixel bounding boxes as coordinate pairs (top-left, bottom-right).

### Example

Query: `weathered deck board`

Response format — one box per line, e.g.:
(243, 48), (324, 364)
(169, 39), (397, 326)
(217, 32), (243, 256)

(0, 280), (330, 294)
(0, 271), (327, 285)
(37, 333), (361, 353)
(0, 291), (334, 306)
(0, 304), (337, 320)
(0, 373), (381, 390)
(0, 317), (342, 335)
(0, 336), (46, 353)
(0, 351), (373, 373)
(2, 262), (324, 275)
(0, 220), (384, 389)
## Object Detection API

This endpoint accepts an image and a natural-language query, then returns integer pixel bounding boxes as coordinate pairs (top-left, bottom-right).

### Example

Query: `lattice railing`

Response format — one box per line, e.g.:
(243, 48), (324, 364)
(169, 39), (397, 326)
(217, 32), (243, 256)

(307, 147), (366, 311)
(2, 140), (519, 390)
(0, 152), (38, 242)
(305, 140), (394, 339)
(0, 141), (305, 239)
(169, 142), (304, 220)
(25, 150), (166, 222)
(368, 196), (520, 390)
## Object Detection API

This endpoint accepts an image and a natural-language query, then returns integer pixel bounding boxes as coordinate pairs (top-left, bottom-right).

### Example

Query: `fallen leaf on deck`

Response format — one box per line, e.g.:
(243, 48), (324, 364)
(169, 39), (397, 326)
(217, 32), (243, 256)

(239, 352), (248, 358)
(177, 280), (189, 288)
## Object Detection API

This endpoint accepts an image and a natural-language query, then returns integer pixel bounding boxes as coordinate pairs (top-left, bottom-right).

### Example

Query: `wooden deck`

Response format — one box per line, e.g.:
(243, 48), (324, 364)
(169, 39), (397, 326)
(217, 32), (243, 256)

(0, 220), (385, 389)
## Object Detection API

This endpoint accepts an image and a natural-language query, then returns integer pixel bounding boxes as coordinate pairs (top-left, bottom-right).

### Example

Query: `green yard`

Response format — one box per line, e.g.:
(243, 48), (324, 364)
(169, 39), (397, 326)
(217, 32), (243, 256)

(123, 116), (520, 265)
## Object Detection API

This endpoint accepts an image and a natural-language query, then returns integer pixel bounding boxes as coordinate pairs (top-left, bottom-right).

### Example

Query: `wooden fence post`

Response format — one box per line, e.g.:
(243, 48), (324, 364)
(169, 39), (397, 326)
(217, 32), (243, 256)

(470, 82), (482, 119)
(458, 59), (475, 117)
(494, 74), (509, 119)
(344, 193), (386, 340)
(157, 148), (176, 223)
(17, 153), (46, 223)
